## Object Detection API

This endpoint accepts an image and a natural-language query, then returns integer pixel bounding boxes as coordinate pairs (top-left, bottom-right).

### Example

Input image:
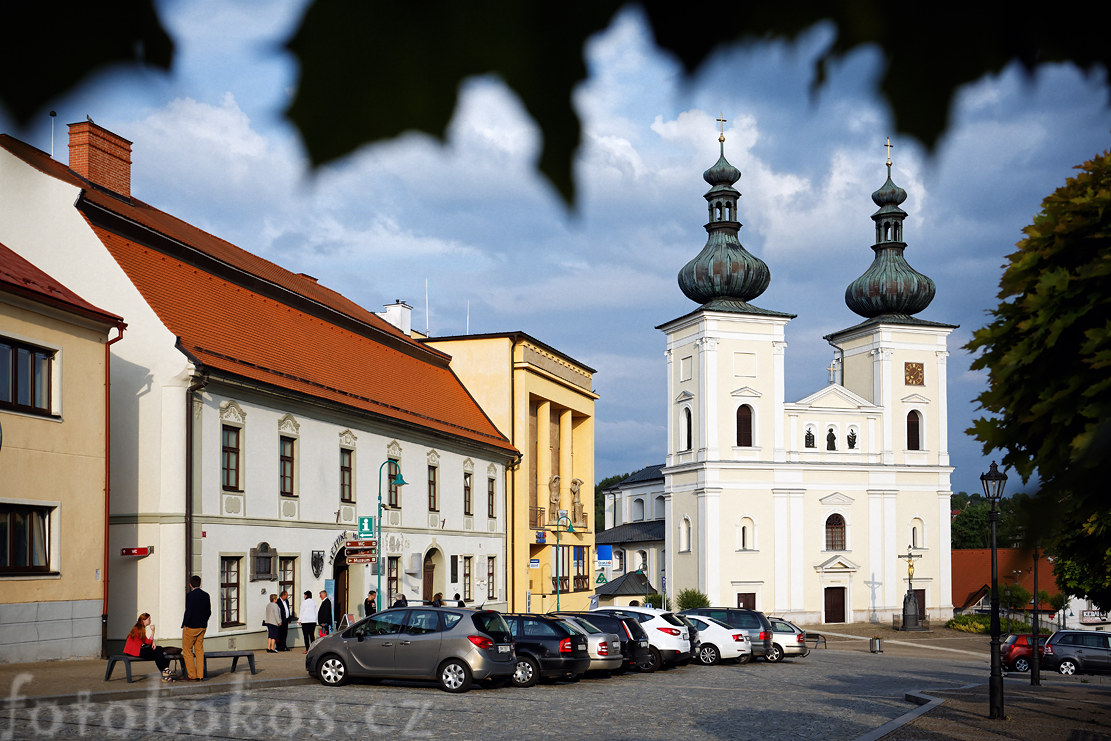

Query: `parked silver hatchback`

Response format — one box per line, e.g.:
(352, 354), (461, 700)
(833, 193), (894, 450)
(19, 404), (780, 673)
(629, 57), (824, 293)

(305, 606), (515, 692)
(554, 614), (623, 673)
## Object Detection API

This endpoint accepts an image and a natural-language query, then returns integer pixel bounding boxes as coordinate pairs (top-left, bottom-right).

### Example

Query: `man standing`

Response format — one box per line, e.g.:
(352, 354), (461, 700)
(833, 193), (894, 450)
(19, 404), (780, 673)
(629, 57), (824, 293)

(181, 575), (211, 681)
(364, 590), (377, 617)
(318, 590), (333, 636)
(277, 590), (292, 651)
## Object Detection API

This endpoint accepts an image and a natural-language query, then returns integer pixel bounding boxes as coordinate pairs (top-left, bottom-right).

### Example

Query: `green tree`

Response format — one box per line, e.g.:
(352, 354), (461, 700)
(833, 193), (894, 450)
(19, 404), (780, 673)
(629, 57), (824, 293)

(951, 496), (990, 549)
(675, 588), (710, 610)
(594, 472), (631, 533)
(967, 150), (1111, 609)
(5, 4), (1108, 207)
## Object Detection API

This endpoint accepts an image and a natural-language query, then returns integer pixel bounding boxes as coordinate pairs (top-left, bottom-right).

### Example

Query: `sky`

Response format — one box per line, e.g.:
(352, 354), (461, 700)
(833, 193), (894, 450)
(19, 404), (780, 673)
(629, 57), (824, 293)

(2, 2), (1108, 495)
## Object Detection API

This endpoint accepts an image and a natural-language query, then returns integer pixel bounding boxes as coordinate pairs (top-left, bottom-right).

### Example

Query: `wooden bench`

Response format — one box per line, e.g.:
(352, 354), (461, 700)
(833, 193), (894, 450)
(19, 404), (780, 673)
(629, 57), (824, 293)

(104, 653), (185, 683)
(203, 649), (258, 675)
(804, 632), (827, 649)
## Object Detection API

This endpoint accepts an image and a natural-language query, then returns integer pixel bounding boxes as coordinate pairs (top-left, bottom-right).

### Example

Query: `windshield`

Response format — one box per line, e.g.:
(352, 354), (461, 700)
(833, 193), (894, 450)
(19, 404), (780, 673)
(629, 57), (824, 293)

(565, 617), (601, 634)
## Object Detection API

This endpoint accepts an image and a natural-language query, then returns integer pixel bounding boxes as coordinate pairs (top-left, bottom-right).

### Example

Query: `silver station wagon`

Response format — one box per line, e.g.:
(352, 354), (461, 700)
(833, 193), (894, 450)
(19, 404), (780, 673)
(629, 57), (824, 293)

(305, 606), (516, 692)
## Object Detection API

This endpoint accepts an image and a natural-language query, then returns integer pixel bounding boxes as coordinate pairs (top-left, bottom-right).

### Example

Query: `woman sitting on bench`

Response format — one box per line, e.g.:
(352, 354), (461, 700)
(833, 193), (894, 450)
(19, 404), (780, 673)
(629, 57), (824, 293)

(125, 612), (173, 682)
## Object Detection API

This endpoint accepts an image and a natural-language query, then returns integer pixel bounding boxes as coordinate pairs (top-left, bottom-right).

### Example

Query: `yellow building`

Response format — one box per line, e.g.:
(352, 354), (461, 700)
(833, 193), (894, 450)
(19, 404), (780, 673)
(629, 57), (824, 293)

(423, 332), (597, 612)
(0, 242), (124, 661)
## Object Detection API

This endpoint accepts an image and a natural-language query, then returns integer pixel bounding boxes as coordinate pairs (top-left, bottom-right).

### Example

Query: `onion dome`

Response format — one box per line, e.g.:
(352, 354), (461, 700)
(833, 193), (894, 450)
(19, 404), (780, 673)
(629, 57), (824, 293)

(678, 127), (770, 306)
(845, 142), (935, 318)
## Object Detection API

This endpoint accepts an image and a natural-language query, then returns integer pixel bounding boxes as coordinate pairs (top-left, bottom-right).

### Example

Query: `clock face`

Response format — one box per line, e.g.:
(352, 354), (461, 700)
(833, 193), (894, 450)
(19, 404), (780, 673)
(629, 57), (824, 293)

(904, 362), (924, 386)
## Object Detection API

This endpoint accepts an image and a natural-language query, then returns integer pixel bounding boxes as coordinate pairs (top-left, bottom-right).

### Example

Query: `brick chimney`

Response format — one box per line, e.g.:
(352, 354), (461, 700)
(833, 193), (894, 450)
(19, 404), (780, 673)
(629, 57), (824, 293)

(68, 121), (132, 197)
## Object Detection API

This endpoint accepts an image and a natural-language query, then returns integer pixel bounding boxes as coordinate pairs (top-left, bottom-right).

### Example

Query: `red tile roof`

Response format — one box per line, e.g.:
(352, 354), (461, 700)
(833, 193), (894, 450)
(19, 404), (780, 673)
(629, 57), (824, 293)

(951, 548), (1060, 611)
(0, 240), (123, 326)
(0, 132), (513, 454)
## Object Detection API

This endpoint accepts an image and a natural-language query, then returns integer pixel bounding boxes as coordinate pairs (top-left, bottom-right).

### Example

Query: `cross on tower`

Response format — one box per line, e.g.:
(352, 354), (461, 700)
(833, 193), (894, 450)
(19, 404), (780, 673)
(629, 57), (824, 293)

(717, 113), (727, 142)
(884, 136), (894, 166)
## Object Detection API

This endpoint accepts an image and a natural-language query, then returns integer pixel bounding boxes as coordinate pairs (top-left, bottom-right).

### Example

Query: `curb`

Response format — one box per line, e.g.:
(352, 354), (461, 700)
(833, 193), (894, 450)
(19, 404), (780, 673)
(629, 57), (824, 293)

(5, 674), (316, 710)
(852, 682), (980, 741)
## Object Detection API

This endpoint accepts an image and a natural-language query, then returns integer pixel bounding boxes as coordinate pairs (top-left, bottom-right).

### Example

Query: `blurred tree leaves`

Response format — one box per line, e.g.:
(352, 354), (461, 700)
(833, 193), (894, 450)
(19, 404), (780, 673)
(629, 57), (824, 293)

(0, 2), (172, 124)
(966, 150), (1111, 608)
(3, 2), (1106, 208)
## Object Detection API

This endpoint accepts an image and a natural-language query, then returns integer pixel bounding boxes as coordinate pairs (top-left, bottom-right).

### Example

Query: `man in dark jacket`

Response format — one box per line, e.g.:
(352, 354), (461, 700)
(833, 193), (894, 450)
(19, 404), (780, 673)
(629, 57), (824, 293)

(277, 590), (292, 651)
(318, 590), (333, 636)
(181, 575), (211, 681)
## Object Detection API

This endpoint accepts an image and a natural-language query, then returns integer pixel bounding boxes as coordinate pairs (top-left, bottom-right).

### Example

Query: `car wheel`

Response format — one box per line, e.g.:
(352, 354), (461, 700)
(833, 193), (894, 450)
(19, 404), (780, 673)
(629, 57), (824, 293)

(1058, 659), (1078, 676)
(318, 654), (348, 687)
(737, 653), (752, 665)
(1013, 657), (1030, 673)
(437, 658), (472, 693)
(698, 644), (720, 665)
(636, 650), (658, 673)
(512, 656), (539, 688)
(766, 644), (784, 663)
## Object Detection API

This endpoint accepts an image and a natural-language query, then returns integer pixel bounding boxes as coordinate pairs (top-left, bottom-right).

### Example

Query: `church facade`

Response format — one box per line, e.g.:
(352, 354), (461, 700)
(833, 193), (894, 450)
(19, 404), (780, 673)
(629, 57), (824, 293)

(660, 133), (955, 624)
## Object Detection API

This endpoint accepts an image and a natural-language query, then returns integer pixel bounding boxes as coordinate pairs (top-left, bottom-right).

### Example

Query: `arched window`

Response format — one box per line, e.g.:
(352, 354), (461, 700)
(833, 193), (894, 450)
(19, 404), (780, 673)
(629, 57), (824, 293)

(736, 405), (753, 447)
(825, 514), (846, 551)
(637, 550), (648, 570)
(631, 498), (645, 522)
(910, 517), (925, 549)
(907, 411), (922, 450)
(738, 517), (755, 550)
(805, 426), (815, 448)
(653, 495), (666, 520)
(614, 549), (624, 572)
(683, 408), (693, 451)
(679, 517), (691, 552)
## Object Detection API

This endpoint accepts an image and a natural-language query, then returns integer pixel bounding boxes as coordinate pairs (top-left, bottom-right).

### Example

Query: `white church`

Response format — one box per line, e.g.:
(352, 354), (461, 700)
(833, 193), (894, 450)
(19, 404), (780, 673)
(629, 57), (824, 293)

(660, 132), (955, 624)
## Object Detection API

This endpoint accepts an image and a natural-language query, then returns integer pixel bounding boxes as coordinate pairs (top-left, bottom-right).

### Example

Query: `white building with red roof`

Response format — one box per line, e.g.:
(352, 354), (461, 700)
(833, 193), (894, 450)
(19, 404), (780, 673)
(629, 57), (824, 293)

(0, 123), (518, 653)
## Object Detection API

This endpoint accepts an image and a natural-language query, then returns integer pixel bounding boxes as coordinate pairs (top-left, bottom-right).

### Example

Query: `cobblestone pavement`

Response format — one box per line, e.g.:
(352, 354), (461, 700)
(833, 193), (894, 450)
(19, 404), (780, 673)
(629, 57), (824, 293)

(1, 650), (986, 740)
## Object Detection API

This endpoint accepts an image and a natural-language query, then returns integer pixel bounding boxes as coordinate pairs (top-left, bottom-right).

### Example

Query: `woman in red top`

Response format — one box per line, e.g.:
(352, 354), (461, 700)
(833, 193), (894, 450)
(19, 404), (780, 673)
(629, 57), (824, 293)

(125, 613), (173, 681)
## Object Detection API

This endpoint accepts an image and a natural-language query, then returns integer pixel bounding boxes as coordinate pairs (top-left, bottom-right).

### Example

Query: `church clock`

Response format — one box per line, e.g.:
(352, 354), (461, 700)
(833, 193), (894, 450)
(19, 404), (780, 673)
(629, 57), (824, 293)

(904, 362), (924, 385)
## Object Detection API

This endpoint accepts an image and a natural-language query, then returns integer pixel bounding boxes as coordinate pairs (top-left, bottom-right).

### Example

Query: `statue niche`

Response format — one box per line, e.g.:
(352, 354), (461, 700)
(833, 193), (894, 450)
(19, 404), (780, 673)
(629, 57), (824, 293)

(570, 478), (585, 527)
(547, 474), (561, 523)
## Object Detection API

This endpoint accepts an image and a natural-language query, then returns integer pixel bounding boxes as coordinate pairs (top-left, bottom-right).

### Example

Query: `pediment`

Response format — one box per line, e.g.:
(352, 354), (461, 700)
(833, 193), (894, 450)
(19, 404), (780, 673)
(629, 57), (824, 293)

(675, 390), (695, 403)
(730, 386), (762, 398)
(819, 492), (854, 506)
(791, 384), (875, 410)
(900, 393), (931, 404)
(815, 554), (860, 572)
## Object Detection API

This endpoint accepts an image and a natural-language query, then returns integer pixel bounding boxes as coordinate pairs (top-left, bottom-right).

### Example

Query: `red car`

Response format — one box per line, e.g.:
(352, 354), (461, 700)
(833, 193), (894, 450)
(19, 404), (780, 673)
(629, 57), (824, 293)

(1001, 633), (1047, 672)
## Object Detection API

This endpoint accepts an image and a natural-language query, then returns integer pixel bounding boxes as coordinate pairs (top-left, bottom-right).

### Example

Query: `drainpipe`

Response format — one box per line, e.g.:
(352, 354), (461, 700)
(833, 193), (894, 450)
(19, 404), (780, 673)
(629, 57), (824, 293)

(185, 371), (209, 585)
(102, 322), (126, 658)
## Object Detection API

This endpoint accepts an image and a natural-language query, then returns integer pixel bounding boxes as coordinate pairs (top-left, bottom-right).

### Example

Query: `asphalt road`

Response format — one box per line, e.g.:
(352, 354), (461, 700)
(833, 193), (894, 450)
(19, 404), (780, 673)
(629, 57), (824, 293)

(2, 650), (986, 740)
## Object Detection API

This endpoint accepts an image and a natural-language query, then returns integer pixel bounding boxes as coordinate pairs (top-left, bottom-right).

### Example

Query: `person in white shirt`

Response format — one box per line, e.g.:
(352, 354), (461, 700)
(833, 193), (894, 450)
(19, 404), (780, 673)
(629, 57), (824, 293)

(299, 591), (318, 653)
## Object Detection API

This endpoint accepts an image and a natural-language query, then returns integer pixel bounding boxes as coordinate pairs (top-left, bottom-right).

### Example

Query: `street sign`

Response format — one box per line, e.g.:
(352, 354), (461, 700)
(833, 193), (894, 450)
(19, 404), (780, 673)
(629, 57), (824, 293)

(347, 555), (378, 564)
(358, 516), (375, 538)
(121, 546), (153, 557)
(346, 539), (377, 548)
(595, 572), (608, 584)
(529, 558), (540, 569)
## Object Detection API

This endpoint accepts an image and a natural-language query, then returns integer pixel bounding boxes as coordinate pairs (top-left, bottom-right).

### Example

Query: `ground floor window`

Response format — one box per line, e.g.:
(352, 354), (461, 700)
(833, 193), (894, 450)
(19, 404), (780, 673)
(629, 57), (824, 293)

(220, 556), (242, 627)
(387, 556), (400, 606)
(487, 556), (496, 600)
(0, 503), (52, 573)
(279, 556), (297, 599)
(463, 556), (472, 601)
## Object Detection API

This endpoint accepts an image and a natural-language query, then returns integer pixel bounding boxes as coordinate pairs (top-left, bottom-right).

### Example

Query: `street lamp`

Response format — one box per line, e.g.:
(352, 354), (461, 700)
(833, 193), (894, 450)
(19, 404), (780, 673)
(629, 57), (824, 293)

(981, 460), (1008, 719)
(377, 460), (407, 606)
(637, 563), (649, 606)
(553, 515), (574, 610)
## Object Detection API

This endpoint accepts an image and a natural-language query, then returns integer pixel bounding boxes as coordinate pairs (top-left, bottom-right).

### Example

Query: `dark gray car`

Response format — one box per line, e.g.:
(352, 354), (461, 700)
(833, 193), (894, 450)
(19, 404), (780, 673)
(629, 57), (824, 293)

(1043, 629), (1111, 675)
(305, 606), (515, 692)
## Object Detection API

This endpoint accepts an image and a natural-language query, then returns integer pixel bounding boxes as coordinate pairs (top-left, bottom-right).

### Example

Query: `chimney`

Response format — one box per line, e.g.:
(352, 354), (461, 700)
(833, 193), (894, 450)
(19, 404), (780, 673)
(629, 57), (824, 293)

(68, 120), (132, 197)
(378, 299), (412, 335)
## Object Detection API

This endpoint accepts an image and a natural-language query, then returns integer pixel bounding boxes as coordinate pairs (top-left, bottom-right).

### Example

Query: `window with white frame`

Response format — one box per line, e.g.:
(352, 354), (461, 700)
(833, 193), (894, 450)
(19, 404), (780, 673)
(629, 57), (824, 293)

(487, 476), (496, 518)
(825, 513), (846, 551)
(653, 495), (665, 520)
(279, 436), (296, 496)
(220, 556), (242, 627)
(0, 337), (55, 415)
(910, 517), (925, 549)
(487, 556), (496, 600)
(631, 498), (645, 522)
(738, 517), (755, 550)
(0, 503), (53, 574)
(340, 448), (354, 503)
(463, 556), (472, 601)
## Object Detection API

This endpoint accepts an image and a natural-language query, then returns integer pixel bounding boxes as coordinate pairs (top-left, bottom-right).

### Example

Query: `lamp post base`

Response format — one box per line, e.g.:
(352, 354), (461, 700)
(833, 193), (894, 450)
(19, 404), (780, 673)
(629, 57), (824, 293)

(989, 674), (1005, 719)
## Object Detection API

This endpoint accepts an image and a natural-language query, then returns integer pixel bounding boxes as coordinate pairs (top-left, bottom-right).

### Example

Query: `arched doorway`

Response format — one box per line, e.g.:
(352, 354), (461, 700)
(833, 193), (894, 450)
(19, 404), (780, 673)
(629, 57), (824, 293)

(422, 548), (445, 602)
(333, 553), (349, 626)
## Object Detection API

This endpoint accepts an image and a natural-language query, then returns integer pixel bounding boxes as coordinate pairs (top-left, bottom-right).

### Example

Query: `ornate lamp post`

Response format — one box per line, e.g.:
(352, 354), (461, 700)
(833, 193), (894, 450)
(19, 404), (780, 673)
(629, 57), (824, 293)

(981, 461), (1008, 719)
(553, 515), (574, 610)
(377, 460), (407, 605)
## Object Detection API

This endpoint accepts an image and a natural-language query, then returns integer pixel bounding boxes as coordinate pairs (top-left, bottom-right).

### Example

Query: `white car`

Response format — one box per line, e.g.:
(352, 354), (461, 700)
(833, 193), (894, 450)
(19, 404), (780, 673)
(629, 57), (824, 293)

(591, 606), (691, 670)
(683, 615), (752, 665)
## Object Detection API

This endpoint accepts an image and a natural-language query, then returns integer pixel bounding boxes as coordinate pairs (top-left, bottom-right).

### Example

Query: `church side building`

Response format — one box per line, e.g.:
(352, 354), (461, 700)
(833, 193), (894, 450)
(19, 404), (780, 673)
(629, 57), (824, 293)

(660, 132), (954, 624)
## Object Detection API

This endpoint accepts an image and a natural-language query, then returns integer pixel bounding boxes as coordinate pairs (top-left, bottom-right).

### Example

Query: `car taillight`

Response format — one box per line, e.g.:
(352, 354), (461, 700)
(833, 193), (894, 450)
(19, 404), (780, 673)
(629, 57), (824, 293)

(559, 637), (572, 653)
(658, 627), (681, 636)
(1043, 645), (1054, 655)
(759, 631), (769, 641)
(732, 633), (744, 642)
(598, 642), (608, 656)
(797, 634), (805, 643)
(468, 635), (494, 650)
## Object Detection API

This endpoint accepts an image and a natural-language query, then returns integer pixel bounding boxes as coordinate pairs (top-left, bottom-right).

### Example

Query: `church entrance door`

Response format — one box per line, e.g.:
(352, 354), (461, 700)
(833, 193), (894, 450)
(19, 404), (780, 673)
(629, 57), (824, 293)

(824, 586), (846, 623)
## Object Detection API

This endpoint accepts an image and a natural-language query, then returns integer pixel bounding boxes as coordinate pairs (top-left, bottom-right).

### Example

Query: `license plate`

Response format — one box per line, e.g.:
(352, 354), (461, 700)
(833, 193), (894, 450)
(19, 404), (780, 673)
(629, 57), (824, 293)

(639, 640), (648, 647)
(498, 644), (510, 653)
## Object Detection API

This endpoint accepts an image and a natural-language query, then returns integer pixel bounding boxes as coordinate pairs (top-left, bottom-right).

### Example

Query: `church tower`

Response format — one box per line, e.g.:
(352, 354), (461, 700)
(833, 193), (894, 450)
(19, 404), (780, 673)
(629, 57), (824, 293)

(658, 121), (794, 601)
